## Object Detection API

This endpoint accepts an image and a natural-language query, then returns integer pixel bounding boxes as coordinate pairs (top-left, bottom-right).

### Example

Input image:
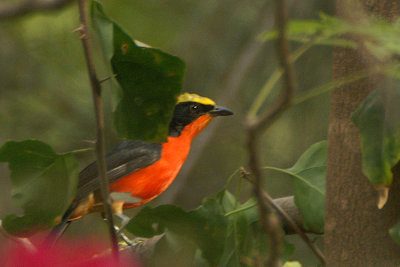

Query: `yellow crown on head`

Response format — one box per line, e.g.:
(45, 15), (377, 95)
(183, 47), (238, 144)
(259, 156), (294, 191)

(177, 93), (216, 106)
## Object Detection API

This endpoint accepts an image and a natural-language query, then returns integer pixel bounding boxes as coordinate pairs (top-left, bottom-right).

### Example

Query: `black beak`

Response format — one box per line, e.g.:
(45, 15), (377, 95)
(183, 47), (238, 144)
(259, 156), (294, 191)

(208, 105), (234, 116)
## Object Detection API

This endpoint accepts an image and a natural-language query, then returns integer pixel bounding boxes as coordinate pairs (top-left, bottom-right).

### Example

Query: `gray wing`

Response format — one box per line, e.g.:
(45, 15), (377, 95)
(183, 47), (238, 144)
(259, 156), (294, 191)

(74, 140), (162, 202)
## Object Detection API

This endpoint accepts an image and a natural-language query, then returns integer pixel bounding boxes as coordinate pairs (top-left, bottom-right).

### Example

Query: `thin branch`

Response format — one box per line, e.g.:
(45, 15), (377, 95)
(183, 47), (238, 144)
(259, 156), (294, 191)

(246, 0), (296, 133)
(77, 0), (118, 259)
(244, 1), (297, 266)
(0, 0), (74, 20)
(241, 170), (326, 264)
(242, 166), (283, 267)
(272, 196), (304, 234)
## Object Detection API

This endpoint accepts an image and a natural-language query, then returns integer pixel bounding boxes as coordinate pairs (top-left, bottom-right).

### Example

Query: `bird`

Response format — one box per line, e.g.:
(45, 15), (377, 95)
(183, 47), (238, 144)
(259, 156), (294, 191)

(50, 93), (233, 238)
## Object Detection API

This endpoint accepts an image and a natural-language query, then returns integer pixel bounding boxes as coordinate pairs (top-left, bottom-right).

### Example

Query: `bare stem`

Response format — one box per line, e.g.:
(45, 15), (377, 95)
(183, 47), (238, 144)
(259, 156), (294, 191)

(77, 0), (118, 259)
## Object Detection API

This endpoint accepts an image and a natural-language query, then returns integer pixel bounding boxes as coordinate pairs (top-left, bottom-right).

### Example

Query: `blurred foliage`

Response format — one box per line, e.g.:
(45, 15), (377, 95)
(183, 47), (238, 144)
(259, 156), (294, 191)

(260, 13), (357, 48)
(261, 12), (400, 60)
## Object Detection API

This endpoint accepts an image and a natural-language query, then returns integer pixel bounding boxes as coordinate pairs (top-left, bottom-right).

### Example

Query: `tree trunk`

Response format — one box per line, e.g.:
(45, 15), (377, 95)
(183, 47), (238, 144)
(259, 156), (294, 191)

(325, 1), (400, 266)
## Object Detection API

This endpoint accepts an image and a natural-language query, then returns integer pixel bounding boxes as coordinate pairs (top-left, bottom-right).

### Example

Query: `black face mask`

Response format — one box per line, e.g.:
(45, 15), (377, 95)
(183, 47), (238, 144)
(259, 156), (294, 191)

(168, 102), (214, 137)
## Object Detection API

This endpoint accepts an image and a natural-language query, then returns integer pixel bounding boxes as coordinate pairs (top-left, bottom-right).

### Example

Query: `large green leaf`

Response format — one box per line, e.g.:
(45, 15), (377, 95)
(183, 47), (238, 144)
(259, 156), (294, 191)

(287, 141), (326, 234)
(91, 1), (186, 142)
(352, 91), (400, 207)
(0, 140), (79, 236)
(352, 91), (400, 186)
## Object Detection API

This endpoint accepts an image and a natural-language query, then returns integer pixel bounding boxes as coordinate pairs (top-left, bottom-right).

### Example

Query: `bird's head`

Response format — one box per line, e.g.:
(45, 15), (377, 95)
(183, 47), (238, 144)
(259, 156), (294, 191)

(169, 93), (233, 138)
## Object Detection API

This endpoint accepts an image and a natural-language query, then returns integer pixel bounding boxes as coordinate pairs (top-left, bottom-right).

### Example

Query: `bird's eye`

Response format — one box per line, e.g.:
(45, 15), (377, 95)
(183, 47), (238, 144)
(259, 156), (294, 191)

(190, 104), (199, 113)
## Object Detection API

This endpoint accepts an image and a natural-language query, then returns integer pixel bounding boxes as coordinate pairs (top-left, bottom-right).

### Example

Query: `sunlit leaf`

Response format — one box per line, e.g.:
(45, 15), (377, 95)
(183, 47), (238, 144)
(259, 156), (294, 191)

(0, 140), (79, 236)
(91, 1), (186, 142)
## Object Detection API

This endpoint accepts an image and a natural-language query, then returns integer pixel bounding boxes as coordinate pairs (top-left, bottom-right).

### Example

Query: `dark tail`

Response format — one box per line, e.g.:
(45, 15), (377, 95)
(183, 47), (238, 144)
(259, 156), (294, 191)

(44, 202), (77, 247)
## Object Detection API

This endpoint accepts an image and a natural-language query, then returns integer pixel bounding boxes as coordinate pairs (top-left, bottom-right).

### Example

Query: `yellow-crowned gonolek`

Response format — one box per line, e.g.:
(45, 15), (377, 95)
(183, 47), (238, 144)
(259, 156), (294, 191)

(51, 93), (233, 237)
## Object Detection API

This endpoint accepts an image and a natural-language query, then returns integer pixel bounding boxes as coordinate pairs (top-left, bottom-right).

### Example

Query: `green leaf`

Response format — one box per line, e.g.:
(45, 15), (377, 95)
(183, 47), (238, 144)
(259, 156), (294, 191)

(352, 91), (400, 208)
(218, 191), (249, 267)
(352, 91), (400, 187)
(389, 220), (400, 245)
(286, 141), (327, 234)
(126, 202), (226, 266)
(127, 189), (295, 266)
(263, 142), (326, 233)
(90, 1), (113, 62)
(91, 1), (186, 142)
(0, 140), (79, 236)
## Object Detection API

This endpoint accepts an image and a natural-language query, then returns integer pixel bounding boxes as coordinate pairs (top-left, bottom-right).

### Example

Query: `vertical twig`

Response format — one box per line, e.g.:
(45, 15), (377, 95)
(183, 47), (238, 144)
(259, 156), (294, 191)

(246, 134), (284, 267)
(76, 0), (118, 258)
(244, 0), (297, 266)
